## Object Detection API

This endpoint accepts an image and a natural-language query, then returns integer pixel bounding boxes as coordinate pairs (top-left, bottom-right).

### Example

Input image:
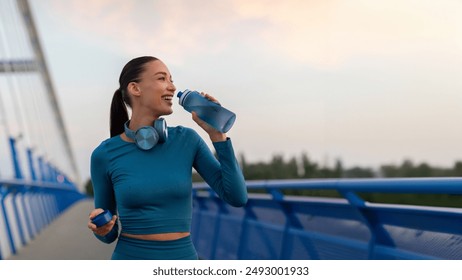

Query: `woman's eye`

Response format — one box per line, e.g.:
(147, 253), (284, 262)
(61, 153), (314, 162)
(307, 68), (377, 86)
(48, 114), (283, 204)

(158, 77), (166, 80)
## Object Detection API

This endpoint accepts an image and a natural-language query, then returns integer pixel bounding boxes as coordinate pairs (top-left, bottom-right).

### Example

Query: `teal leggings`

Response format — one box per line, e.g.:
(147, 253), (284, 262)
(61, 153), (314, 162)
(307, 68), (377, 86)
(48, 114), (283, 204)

(111, 235), (198, 260)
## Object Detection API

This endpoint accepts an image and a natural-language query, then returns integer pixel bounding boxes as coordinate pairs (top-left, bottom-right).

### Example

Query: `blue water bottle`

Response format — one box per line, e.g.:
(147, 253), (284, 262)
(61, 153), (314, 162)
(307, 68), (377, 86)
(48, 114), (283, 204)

(177, 89), (236, 133)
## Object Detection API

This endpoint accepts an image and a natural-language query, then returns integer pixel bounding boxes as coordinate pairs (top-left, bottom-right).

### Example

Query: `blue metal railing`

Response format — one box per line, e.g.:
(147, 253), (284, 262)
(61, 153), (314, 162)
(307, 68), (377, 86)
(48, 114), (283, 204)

(0, 134), (85, 259)
(191, 178), (462, 260)
(0, 179), (86, 259)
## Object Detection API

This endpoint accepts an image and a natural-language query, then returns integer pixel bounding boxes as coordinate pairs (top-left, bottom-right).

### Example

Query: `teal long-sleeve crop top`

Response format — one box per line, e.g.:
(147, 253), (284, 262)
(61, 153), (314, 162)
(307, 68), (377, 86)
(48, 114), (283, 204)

(90, 125), (248, 244)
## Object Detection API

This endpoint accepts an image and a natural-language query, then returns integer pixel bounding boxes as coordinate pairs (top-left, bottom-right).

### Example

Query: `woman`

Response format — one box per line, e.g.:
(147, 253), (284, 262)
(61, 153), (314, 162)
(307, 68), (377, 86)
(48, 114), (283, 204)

(88, 56), (247, 260)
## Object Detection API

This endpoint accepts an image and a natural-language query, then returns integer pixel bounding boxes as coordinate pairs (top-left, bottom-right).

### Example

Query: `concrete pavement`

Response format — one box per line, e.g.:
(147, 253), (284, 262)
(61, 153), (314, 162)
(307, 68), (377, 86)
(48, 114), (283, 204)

(6, 199), (116, 260)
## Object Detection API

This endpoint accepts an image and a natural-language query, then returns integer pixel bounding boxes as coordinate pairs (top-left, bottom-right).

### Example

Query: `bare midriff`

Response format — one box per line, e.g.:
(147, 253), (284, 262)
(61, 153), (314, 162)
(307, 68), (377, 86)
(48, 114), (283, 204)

(121, 232), (190, 241)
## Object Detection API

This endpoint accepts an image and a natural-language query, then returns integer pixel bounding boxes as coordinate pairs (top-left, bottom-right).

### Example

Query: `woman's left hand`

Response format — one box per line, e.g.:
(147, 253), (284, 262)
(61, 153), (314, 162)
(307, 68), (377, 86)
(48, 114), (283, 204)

(88, 208), (117, 237)
(191, 92), (227, 142)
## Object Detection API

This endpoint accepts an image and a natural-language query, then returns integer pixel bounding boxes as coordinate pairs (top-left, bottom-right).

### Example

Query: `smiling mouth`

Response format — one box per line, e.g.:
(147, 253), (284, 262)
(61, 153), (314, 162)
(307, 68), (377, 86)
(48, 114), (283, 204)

(162, 96), (173, 101)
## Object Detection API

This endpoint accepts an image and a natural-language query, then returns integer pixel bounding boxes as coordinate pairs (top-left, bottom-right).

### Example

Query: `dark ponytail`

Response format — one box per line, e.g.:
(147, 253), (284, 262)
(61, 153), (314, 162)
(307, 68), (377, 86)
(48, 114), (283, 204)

(110, 89), (129, 137)
(109, 56), (159, 137)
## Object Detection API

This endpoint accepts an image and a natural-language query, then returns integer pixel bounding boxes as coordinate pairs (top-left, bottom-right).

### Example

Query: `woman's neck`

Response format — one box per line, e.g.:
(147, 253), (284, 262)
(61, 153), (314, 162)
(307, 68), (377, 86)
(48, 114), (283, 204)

(129, 113), (159, 130)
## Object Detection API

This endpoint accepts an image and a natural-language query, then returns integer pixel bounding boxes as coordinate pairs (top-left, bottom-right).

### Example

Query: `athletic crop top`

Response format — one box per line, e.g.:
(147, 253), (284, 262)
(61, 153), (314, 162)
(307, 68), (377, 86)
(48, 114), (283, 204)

(90, 125), (248, 244)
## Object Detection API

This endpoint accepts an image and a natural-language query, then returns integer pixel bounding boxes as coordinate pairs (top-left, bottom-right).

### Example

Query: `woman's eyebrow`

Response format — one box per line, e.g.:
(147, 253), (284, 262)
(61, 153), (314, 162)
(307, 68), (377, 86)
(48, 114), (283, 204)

(154, 71), (167, 76)
(154, 71), (173, 80)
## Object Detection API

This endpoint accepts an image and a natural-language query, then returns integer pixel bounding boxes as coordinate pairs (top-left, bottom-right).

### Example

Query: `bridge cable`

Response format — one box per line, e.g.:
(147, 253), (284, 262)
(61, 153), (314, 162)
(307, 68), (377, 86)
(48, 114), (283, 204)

(17, 0), (81, 184)
(7, 0), (48, 162)
(0, 1), (28, 142)
(0, 1), (13, 137)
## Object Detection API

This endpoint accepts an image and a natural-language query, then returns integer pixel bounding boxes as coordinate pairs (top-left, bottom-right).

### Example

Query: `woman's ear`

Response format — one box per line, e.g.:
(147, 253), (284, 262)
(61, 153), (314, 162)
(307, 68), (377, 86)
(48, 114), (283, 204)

(127, 82), (142, 97)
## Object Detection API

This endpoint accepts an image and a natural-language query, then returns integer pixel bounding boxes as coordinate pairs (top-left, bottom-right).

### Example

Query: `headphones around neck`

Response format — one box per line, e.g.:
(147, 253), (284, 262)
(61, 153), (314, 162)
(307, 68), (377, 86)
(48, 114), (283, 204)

(124, 118), (168, 150)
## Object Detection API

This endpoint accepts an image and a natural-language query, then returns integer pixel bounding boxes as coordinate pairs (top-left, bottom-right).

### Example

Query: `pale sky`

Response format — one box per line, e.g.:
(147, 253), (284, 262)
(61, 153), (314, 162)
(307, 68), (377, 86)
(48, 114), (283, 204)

(2, 0), (462, 187)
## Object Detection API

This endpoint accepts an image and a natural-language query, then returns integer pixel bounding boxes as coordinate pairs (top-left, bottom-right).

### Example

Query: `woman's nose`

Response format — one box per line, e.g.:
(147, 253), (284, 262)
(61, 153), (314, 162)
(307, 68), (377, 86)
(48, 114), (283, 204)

(168, 81), (176, 92)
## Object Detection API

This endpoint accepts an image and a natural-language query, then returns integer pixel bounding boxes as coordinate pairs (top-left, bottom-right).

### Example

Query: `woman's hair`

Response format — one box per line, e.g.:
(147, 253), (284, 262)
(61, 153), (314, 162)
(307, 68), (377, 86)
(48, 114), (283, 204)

(110, 56), (159, 137)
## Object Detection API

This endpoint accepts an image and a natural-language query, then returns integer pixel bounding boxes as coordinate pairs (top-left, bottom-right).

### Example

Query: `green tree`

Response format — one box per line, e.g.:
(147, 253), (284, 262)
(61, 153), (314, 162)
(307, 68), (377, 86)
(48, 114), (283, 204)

(343, 167), (375, 178)
(85, 178), (94, 197)
(300, 152), (318, 178)
(452, 161), (462, 176)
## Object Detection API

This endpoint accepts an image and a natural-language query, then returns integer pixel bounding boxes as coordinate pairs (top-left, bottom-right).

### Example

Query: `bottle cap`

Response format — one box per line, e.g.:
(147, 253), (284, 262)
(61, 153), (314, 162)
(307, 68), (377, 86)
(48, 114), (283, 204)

(177, 89), (192, 105)
(91, 209), (113, 227)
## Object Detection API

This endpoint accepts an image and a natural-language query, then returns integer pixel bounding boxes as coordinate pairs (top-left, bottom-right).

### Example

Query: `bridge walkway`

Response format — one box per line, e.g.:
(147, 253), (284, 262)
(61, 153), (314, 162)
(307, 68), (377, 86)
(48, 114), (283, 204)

(6, 199), (115, 260)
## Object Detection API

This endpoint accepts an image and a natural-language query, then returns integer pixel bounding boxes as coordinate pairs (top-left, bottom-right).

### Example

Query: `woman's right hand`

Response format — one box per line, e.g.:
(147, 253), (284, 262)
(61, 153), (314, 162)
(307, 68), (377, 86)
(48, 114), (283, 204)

(191, 92), (227, 142)
(88, 208), (117, 236)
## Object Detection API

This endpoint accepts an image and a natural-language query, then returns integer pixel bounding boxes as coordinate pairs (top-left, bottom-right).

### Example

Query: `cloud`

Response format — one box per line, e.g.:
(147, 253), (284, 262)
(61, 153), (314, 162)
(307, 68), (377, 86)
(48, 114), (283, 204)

(40, 0), (253, 63)
(232, 0), (462, 68)
(39, 0), (462, 69)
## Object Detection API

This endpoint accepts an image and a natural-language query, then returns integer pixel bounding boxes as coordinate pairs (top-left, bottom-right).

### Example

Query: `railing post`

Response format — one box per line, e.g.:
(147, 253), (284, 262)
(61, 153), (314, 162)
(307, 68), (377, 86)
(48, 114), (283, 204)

(37, 157), (46, 182)
(339, 190), (395, 259)
(0, 187), (16, 255)
(36, 191), (48, 229)
(267, 188), (290, 259)
(26, 148), (37, 181)
(268, 188), (314, 259)
(27, 190), (40, 236)
(20, 187), (34, 241)
(209, 198), (224, 260)
(236, 206), (255, 259)
(8, 137), (23, 180)
(10, 190), (26, 246)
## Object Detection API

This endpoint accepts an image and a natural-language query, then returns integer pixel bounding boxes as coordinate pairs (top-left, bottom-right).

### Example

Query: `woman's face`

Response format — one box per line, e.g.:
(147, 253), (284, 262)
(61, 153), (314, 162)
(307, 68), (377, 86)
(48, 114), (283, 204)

(133, 60), (176, 118)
